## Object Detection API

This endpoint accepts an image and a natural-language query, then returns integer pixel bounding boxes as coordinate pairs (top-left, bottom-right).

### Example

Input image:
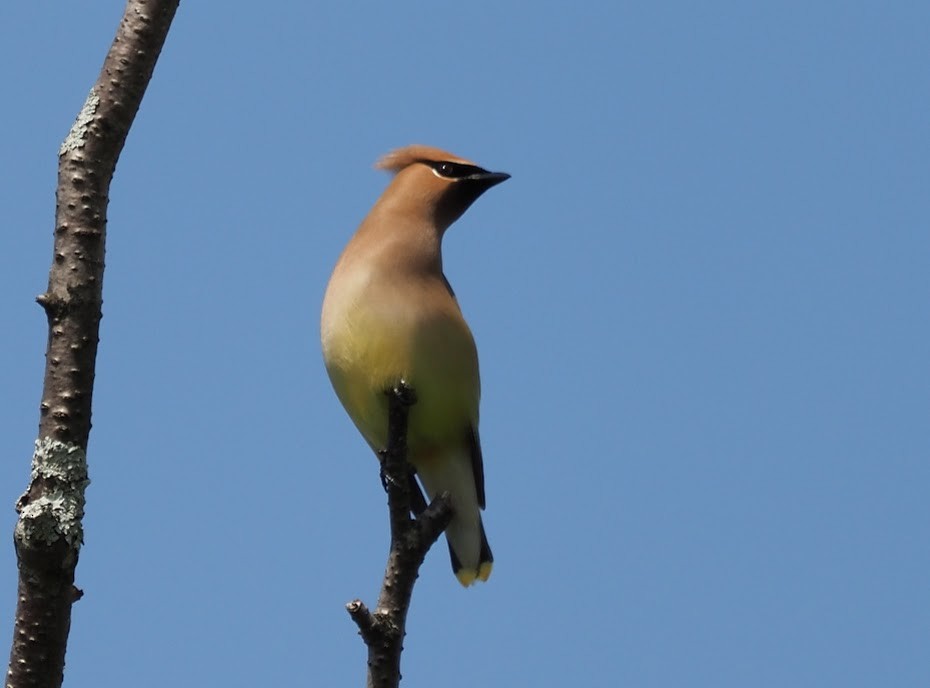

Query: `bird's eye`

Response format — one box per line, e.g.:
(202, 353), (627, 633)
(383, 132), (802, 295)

(430, 161), (486, 179)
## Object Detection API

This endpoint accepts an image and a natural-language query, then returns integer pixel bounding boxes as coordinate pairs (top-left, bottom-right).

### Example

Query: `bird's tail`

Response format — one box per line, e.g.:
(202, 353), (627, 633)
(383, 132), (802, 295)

(415, 449), (493, 586)
(447, 517), (493, 587)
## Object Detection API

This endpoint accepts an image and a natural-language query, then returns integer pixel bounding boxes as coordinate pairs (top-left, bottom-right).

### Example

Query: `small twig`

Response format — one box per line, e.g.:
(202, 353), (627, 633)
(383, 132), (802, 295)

(347, 382), (453, 688)
(345, 600), (376, 644)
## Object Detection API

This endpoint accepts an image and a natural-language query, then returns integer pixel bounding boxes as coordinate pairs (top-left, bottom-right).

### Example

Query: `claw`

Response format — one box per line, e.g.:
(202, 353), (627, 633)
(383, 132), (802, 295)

(387, 379), (417, 406)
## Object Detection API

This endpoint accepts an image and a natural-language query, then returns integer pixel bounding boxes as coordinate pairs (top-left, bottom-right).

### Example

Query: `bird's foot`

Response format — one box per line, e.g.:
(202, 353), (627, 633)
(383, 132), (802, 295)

(387, 379), (417, 407)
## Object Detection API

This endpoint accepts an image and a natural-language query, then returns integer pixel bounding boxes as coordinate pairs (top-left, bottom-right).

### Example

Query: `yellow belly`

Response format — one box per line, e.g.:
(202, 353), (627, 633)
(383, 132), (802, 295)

(322, 295), (479, 457)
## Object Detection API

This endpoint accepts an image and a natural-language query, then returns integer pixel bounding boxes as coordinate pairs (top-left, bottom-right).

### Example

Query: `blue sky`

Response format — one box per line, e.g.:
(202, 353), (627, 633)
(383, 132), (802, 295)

(2, 2), (928, 686)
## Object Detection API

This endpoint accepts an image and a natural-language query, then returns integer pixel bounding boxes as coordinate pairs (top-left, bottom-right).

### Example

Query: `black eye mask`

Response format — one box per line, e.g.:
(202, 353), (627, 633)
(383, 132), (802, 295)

(423, 160), (490, 179)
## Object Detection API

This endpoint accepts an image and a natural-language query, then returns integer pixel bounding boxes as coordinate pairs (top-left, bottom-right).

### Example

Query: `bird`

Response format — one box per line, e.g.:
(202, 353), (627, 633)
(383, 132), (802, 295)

(321, 145), (509, 586)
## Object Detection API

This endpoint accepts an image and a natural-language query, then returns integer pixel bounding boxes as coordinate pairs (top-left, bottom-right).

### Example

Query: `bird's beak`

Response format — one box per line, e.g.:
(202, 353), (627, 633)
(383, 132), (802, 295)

(469, 171), (511, 187)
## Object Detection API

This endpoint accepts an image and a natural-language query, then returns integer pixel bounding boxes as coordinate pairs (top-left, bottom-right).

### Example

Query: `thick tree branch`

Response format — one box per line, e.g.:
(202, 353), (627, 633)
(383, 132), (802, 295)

(7, 2), (179, 687)
(347, 383), (453, 688)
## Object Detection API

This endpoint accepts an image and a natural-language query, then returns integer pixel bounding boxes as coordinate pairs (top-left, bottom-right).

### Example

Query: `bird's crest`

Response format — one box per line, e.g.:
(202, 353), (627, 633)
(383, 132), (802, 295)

(375, 145), (474, 174)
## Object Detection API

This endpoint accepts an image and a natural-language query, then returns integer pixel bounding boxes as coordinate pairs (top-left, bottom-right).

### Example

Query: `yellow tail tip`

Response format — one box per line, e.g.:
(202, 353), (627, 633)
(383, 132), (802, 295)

(456, 570), (477, 587)
(455, 562), (493, 587)
(478, 561), (493, 582)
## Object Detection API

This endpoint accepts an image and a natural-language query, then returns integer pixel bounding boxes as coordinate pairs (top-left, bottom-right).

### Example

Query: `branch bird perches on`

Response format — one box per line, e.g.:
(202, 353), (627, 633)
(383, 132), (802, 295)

(346, 383), (453, 688)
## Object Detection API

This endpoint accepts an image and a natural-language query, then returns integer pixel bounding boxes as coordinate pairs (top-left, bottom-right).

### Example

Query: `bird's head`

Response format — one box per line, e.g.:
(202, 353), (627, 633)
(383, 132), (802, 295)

(375, 145), (510, 232)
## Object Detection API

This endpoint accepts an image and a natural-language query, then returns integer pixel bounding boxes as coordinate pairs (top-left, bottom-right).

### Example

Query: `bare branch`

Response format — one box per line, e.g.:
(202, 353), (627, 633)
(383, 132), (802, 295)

(347, 383), (453, 688)
(7, 2), (179, 686)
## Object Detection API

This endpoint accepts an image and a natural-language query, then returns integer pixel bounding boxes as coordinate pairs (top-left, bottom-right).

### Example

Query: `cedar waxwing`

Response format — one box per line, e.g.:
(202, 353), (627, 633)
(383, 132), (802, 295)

(320, 145), (509, 586)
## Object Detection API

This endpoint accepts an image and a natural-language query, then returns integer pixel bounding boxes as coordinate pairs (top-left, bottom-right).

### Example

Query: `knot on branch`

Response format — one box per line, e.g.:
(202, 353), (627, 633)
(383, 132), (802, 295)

(36, 292), (68, 319)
